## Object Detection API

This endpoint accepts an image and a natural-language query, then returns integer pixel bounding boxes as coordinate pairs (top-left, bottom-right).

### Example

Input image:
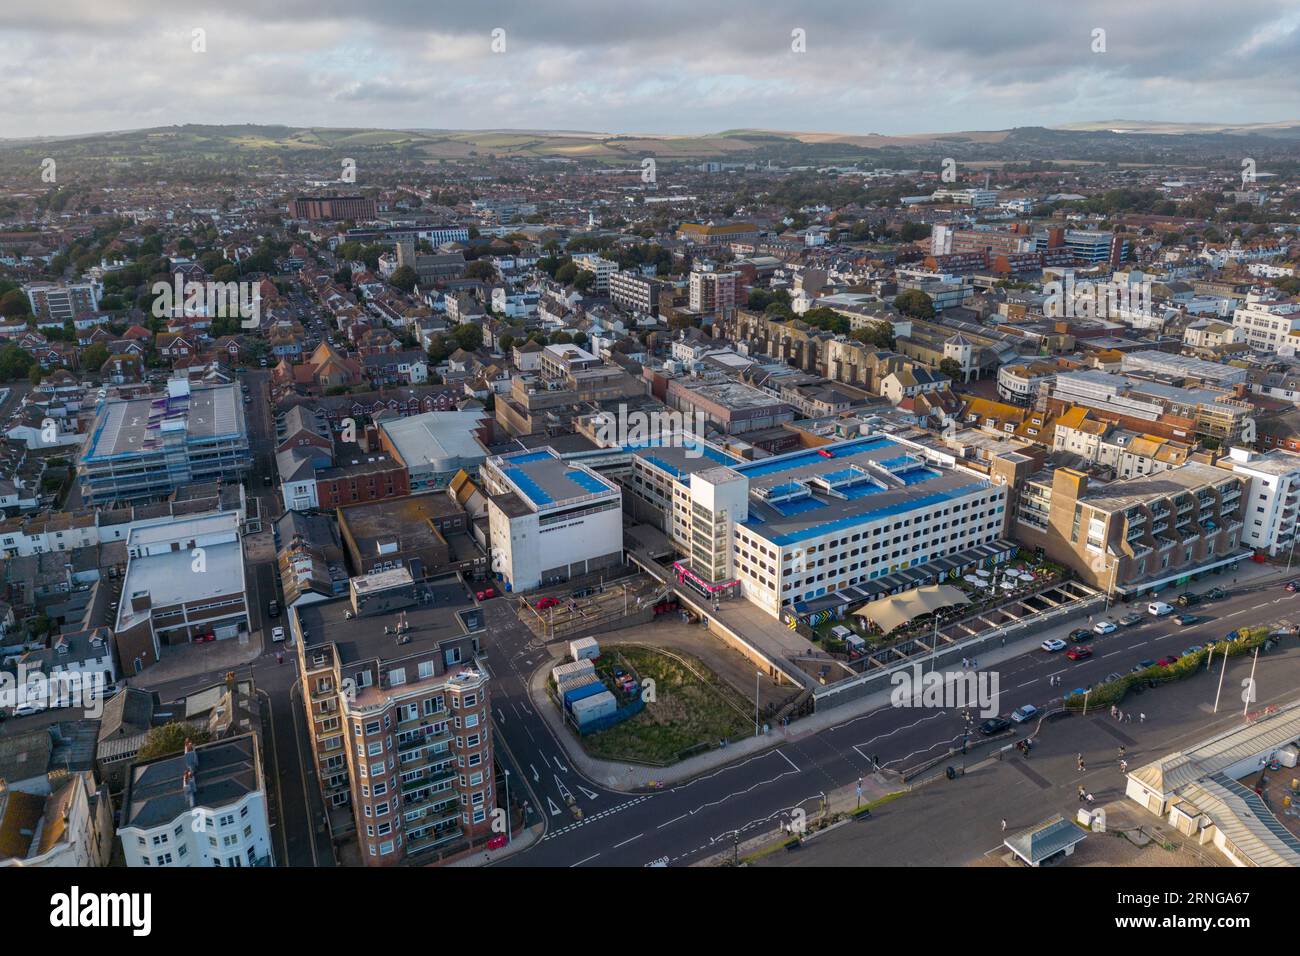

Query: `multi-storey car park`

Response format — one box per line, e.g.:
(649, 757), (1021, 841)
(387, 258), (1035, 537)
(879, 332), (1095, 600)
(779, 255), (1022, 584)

(626, 433), (1010, 618)
(77, 379), (251, 504)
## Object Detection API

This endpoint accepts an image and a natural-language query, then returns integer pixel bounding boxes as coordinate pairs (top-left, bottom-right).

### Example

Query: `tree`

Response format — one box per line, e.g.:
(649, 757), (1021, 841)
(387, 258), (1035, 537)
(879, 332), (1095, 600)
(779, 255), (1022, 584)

(137, 723), (211, 762)
(451, 323), (484, 352)
(465, 260), (496, 281)
(939, 358), (962, 380)
(894, 289), (935, 320)
(82, 343), (109, 371)
(390, 266), (418, 294)
(0, 289), (29, 318)
(555, 261), (578, 285)
(573, 270), (596, 294)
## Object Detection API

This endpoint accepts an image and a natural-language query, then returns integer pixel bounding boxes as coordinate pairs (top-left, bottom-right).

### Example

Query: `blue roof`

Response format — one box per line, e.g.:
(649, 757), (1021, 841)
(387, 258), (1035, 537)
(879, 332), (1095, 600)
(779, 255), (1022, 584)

(565, 470), (608, 495)
(504, 466), (553, 505)
(733, 435), (897, 480)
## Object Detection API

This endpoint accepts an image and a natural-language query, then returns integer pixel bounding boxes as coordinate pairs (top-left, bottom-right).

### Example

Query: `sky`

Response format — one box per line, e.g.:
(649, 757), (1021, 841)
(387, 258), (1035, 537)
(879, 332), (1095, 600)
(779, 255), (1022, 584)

(2, 0), (1299, 139)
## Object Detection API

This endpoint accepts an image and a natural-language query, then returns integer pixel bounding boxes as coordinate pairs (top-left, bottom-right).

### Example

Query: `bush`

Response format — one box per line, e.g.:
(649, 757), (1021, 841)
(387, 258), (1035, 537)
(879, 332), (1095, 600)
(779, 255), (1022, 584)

(1063, 625), (1273, 710)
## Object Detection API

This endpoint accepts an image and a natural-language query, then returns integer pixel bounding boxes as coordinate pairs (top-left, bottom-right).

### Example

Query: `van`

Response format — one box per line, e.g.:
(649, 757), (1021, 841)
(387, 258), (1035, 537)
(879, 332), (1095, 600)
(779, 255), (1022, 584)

(1148, 601), (1174, 617)
(268, 600), (280, 619)
(830, 625), (855, 643)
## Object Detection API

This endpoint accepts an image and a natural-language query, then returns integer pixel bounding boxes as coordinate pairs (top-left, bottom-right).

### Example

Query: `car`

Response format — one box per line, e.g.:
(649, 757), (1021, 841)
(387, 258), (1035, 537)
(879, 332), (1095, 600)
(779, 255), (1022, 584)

(271, 626), (286, 643)
(1067, 687), (1091, 698)
(1156, 655), (1179, 667)
(12, 702), (45, 717)
(476, 587), (497, 601)
(1094, 620), (1117, 635)
(1148, 601), (1174, 616)
(1066, 646), (1092, 661)
(979, 717), (1012, 736)
(1180, 645), (1203, 658)
(1040, 638), (1067, 652)
(263, 474), (272, 486)
(535, 597), (560, 610)
(1118, 612), (1143, 627)
(1103, 672), (1124, 684)
(1205, 587), (1227, 600)
(1175, 592), (1201, 607)
(1132, 659), (1157, 673)
(1174, 613), (1200, 626)
(817, 449), (834, 458)
(267, 600), (280, 618)
(1288, 580), (1300, 593)
(191, 632), (215, 643)
(1010, 704), (1038, 723)
(1067, 628), (1092, 643)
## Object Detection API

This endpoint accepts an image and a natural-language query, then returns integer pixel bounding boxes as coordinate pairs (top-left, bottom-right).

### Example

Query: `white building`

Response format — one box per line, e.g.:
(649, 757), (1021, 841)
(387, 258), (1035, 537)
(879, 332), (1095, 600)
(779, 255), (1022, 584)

(0, 772), (114, 868)
(571, 253), (617, 295)
(1222, 447), (1300, 558)
(482, 448), (623, 592)
(626, 433), (1008, 617)
(119, 736), (273, 868)
(1232, 293), (1300, 352)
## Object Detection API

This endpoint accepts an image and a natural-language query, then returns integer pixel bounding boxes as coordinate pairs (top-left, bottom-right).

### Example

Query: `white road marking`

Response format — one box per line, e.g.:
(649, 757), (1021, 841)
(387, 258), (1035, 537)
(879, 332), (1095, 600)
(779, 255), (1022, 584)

(612, 833), (643, 849)
(571, 853), (600, 867)
(547, 797), (561, 816)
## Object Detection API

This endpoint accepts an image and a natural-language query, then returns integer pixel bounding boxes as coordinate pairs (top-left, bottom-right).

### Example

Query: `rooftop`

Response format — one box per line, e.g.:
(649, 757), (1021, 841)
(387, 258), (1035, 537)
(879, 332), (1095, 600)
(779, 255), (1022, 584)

(490, 448), (618, 511)
(122, 735), (260, 831)
(83, 382), (245, 462)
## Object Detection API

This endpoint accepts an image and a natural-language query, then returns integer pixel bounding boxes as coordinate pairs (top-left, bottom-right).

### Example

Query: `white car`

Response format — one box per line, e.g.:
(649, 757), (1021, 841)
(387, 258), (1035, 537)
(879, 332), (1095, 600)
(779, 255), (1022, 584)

(12, 702), (45, 718)
(1010, 704), (1039, 723)
(271, 626), (286, 643)
(1148, 601), (1174, 617)
(1093, 620), (1117, 635)
(1040, 638), (1067, 652)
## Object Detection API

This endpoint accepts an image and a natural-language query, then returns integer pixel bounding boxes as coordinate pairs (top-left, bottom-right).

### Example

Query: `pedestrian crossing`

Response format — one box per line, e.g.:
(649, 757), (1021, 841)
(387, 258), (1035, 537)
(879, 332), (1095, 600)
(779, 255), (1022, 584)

(543, 795), (653, 840)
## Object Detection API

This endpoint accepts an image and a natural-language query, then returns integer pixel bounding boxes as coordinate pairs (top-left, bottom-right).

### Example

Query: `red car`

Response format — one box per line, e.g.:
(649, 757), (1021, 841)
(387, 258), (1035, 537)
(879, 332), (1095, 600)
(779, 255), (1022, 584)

(1156, 655), (1179, 667)
(817, 449), (835, 458)
(476, 587), (497, 601)
(486, 834), (508, 850)
(1065, 646), (1092, 661)
(535, 597), (560, 610)
(191, 632), (215, 644)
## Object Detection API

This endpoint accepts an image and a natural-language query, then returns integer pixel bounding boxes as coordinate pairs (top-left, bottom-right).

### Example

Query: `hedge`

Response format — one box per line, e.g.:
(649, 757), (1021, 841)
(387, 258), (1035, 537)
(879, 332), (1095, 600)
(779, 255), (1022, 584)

(1063, 625), (1274, 711)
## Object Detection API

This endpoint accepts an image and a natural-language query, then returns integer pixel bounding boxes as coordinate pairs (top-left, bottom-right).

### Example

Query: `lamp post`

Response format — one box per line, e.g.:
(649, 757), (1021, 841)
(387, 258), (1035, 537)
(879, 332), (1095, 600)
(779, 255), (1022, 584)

(503, 769), (512, 842)
(754, 670), (761, 737)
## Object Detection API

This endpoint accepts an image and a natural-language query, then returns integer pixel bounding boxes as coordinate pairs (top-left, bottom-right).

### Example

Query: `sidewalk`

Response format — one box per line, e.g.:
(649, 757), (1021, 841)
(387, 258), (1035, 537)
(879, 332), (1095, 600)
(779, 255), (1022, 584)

(444, 823), (545, 867)
(525, 560), (1295, 793)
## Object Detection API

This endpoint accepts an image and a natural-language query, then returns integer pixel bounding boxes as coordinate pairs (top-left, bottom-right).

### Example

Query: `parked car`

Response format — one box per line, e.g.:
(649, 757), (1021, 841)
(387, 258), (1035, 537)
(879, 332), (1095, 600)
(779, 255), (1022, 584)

(1040, 638), (1067, 653)
(1010, 704), (1038, 723)
(1103, 672), (1124, 684)
(12, 702), (45, 718)
(1067, 628), (1092, 643)
(476, 587), (497, 601)
(191, 632), (216, 643)
(1175, 592), (1201, 607)
(1205, 587), (1227, 600)
(535, 597), (560, 610)
(1094, 620), (1117, 635)
(1181, 645), (1203, 658)
(1287, 580), (1300, 593)
(1148, 601), (1174, 616)
(1066, 646), (1092, 661)
(271, 626), (286, 643)
(979, 717), (1012, 736)
(1118, 612), (1143, 627)
(1132, 659), (1157, 673)
(267, 600), (280, 618)
(1067, 687), (1090, 698)
(1174, 613), (1200, 626)
(1156, 655), (1179, 667)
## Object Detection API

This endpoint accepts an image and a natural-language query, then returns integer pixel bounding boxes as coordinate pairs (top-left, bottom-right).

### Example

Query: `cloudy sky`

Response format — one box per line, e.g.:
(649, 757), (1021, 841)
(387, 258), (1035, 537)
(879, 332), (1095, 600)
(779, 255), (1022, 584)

(3, 0), (1299, 139)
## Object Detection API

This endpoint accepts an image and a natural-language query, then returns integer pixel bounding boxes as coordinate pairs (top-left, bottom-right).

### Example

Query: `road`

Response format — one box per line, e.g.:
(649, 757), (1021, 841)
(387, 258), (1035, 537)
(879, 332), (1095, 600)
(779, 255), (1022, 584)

(493, 575), (1300, 867)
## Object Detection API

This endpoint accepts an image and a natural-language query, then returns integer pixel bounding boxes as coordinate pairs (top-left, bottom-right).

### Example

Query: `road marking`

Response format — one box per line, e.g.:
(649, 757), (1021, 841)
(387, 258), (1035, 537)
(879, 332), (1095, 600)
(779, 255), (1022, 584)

(577, 784), (599, 799)
(612, 833), (643, 849)
(554, 775), (573, 801)
(571, 853), (600, 867)
(1015, 679), (1036, 688)
(530, 764), (540, 783)
(547, 797), (562, 816)
(776, 750), (800, 772)
(658, 813), (687, 829)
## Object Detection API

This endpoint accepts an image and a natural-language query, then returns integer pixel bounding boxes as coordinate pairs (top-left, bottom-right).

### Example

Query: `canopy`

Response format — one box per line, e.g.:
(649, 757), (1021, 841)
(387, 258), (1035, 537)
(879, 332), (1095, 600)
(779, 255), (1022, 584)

(852, 583), (971, 634)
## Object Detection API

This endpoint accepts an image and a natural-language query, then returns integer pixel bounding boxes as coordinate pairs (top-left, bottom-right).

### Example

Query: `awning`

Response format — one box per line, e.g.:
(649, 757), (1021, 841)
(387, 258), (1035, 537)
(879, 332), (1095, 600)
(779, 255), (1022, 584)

(852, 583), (971, 634)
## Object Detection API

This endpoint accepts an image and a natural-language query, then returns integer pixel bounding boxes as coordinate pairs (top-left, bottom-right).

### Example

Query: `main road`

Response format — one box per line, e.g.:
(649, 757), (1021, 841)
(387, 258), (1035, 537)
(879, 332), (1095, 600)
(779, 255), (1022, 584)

(490, 576), (1300, 867)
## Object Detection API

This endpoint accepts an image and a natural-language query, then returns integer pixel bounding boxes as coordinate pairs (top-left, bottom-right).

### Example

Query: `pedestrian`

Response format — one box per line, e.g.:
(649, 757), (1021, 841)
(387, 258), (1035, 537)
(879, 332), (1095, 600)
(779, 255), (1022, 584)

(1120, 759), (1128, 773)
(1140, 712), (1146, 724)
(1077, 756), (1086, 772)
(972, 658), (978, 669)
(1078, 785), (1086, 802)
(1116, 710), (1124, 723)
(1110, 704), (1117, 719)
(1125, 712), (1133, 724)
(1001, 818), (1008, 832)
(1085, 792), (1095, 805)
(1118, 746), (1125, 759)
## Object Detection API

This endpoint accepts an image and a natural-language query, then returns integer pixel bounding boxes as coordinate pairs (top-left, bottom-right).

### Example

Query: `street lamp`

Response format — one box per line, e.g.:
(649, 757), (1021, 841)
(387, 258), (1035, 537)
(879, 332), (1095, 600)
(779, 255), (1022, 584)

(503, 769), (512, 842)
(754, 670), (761, 736)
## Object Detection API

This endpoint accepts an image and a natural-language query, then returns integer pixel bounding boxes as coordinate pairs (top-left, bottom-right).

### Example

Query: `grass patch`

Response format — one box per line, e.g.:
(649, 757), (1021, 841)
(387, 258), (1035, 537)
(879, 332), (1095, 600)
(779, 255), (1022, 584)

(580, 646), (754, 766)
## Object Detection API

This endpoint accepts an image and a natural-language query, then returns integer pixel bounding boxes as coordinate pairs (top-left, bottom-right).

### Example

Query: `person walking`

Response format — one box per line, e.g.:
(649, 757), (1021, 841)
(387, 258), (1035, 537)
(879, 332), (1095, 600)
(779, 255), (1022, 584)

(1125, 712), (1133, 724)
(1119, 759), (1128, 773)
(1085, 792), (1095, 805)
(1140, 712), (1146, 724)
(1078, 785), (1086, 802)
(1118, 746), (1126, 759)
(1001, 818), (1008, 833)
